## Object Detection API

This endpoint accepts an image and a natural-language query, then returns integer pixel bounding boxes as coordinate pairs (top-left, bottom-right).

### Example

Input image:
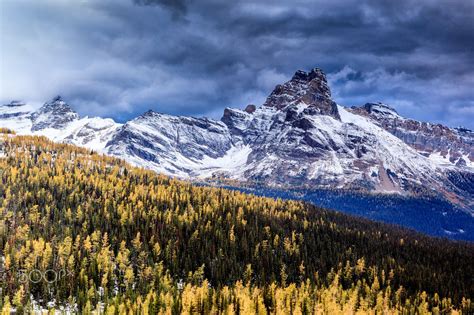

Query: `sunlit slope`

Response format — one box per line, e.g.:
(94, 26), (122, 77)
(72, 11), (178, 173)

(0, 132), (472, 313)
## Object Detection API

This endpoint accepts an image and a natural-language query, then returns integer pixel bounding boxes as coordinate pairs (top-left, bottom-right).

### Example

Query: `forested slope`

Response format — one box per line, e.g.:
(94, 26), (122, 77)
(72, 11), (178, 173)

(0, 132), (473, 313)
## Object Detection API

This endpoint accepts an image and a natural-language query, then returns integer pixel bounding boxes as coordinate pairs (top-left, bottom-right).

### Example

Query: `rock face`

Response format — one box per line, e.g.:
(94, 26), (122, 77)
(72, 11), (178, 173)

(0, 68), (472, 216)
(263, 68), (340, 120)
(350, 102), (474, 165)
(347, 102), (474, 211)
(30, 96), (80, 131)
(106, 111), (234, 177)
(0, 96), (120, 151)
(221, 103), (438, 195)
(244, 104), (256, 114)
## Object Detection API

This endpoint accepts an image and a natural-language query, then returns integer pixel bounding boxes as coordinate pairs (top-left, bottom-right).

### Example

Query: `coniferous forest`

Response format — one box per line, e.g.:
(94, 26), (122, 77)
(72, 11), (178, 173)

(0, 131), (473, 314)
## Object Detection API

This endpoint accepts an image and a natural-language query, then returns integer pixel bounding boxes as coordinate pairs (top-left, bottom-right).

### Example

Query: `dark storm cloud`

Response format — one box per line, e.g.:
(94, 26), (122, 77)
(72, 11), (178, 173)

(1, 0), (473, 128)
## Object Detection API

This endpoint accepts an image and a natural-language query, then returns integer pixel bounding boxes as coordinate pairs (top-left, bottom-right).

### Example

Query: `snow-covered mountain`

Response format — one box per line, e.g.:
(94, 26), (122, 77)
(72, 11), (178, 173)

(1, 68), (473, 215)
(350, 102), (473, 168)
(0, 96), (121, 151)
(106, 110), (239, 178)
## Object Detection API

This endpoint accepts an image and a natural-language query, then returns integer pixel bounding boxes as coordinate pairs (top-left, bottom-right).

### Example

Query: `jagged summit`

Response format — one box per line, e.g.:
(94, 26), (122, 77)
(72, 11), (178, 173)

(263, 67), (340, 120)
(359, 102), (401, 119)
(140, 109), (159, 117)
(42, 95), (71, 109)
(30, 96), (79, 131)
(291, 68), (327, 84)
(52, 95), (63, 102)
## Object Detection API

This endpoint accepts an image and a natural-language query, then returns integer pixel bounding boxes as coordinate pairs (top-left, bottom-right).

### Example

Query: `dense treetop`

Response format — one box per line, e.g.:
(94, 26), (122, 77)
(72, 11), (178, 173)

(0, 133), (473, 314)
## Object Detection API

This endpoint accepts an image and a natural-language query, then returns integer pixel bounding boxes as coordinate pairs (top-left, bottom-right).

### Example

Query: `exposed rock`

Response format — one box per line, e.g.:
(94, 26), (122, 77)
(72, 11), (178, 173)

(244, 104), (256, 114)
(30, 96), (79, 131)
(263, 68), (340, 120)
(106, 110), (234, 176)
(350, 103), (474, 164)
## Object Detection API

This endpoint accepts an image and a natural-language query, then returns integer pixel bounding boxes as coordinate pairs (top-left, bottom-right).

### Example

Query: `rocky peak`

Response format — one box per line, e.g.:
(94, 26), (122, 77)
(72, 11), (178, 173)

(361, 102), (401, 119)
(130, 110), (168, 125)
(263, 67), (340, 120)
(141, 109), (158, 117)
(40, 96), (72, 111)
(30, 96), (79, 131)
(291, 68), (330, 95)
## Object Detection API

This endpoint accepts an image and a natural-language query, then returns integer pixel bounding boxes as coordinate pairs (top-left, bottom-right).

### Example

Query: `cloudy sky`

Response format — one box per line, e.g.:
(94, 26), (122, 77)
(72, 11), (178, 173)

(1, 0), (473, 127)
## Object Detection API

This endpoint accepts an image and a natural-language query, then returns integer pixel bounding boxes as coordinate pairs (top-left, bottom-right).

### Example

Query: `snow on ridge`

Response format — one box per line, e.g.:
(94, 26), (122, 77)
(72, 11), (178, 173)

(0, 94), (472, 206)
(338, 105), (435, 171)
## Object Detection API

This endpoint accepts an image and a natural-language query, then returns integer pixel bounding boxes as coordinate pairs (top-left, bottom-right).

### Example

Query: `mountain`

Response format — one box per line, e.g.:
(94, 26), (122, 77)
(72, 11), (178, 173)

(350, 102), (474, 207)
(30, 95), (79, 131)
(350, 102), (473, 166)
(106, 110), (236, 178)
(0, 96), (121, 151)
(1, 67), (473, 239)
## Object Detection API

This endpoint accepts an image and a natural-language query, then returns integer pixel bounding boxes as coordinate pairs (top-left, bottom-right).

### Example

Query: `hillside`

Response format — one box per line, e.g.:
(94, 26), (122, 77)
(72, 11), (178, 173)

(1, 68), (473, 242)
(0, 132), (473, 313)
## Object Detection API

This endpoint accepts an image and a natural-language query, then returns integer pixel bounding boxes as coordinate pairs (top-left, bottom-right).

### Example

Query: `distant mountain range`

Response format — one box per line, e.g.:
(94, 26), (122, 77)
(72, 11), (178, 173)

(1, 67), (473, 239)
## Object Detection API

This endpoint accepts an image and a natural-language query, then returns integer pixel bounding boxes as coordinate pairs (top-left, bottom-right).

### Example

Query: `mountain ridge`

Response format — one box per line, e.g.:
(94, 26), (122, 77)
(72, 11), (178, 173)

(1, 67), (473, 238)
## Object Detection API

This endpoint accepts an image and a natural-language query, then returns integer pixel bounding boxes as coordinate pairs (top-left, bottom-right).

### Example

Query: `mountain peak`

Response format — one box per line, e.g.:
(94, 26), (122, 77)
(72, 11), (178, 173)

(291, 67), (327, 83)
(263, 67), (339, 120)
(30, 97), (79, 131)
(43, 95), (72, 110)
(361, 102), (401, 119)
(53, 95), (63, 102)
(142, 109), (158, 116)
